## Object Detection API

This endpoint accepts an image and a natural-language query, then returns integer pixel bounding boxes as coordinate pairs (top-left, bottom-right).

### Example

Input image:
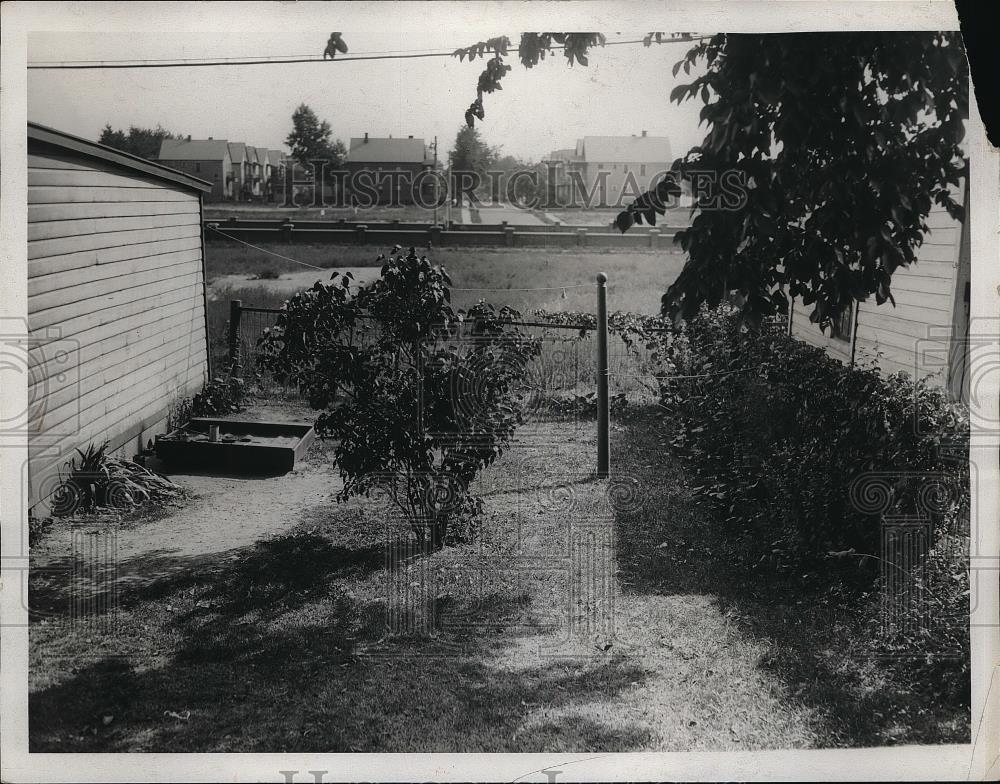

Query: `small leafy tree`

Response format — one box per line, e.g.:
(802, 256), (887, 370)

(260, 247), (540, 549)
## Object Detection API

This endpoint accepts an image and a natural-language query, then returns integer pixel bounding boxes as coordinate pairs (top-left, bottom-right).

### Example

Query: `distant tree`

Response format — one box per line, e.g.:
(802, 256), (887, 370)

(99, 124), (178, 160)
(490, 154), (544, 207)
(285, 103), (345, 169)
(448, 125), (498, 204)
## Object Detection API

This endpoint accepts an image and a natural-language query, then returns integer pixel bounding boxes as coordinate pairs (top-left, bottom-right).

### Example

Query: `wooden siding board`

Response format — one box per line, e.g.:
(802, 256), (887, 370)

(28, 186), (193, 204)
(30, 284), (203, 342)
(31, 341), (207, 457)
(30, 258), (202, 312)
(29, 201), (200, 223)
(29, 211), (201, 242)
(37, 329), (206, 423)
(29, 248), (202, 298)
(28, 236), (202, 279)
(29, 169), (169, 189)
(29, 222), (201, 261)
(29, 299), (205, 395)
(30, 299), (201, 376)
(29, 271), (203, 332)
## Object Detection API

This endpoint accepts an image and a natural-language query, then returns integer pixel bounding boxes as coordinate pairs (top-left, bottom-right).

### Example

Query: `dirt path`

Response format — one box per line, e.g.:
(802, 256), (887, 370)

(30, 405), (340, 579)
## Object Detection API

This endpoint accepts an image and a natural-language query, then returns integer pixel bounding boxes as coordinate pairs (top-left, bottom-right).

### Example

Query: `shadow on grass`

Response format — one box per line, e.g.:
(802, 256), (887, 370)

(30, 527), (652, 752)
(611, 409), (970, 748)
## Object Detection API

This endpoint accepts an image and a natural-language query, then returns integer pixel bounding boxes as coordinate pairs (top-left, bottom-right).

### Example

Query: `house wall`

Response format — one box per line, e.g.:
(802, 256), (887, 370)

(345, 163), (430, 205)
(27, 145), (209, 509)
(158, 158), (228, 201)
(790, 185), (968, 398)
(585, 162), (673, 207)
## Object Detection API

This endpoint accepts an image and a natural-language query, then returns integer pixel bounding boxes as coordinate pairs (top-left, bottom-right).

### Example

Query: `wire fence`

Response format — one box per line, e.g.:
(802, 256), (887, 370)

(224, 301), (670, 409)
(223, 298), (789, 415)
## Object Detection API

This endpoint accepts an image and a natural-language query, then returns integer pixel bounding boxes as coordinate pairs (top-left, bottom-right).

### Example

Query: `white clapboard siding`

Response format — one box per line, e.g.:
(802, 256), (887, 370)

(27, 129), (210, 509)
(28, 236), (203, 279)
(790, 193), (966, 393)
(30, 200), (200, 223)
(29, 186), (194, 204)
(29, 211), (201, 242)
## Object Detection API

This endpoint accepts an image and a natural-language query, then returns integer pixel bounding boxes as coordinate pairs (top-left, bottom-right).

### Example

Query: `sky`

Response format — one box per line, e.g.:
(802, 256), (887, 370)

(27, 30), (708, 163)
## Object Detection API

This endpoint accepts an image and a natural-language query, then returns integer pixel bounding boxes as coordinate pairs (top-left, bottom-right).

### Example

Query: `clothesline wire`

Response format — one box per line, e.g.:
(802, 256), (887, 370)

(207, 226), (328, 271)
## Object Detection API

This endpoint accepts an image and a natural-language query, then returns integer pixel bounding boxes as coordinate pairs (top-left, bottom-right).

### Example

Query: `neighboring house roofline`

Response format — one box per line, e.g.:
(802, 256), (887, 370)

(30, 122), (212, 193)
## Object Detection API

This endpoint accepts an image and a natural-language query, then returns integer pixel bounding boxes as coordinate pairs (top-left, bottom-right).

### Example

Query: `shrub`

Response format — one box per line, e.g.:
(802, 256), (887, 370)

(53, 441), (183, 516)
(259, 246), (540, 549)
(191, 373), (247, 416)
(656, 304), (969, 575)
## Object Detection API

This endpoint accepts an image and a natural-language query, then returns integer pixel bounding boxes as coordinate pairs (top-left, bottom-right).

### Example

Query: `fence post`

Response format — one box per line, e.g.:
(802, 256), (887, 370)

(596, 273), (610, 478)
(228, 299), (242, 376)
(648, 228), (660, 249)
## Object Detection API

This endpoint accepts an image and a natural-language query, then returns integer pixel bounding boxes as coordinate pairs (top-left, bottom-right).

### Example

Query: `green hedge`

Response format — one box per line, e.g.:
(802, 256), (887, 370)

(657, 305), (969, 575)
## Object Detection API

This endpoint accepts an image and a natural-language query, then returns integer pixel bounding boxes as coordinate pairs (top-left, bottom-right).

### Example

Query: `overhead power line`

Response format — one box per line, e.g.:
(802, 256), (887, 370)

(28, 36), (706, 70)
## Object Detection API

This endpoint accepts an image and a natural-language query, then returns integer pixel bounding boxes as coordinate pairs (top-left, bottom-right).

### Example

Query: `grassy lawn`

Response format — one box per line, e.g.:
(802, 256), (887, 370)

(205, 244), (682, 312)
(28, 406), (963, 751)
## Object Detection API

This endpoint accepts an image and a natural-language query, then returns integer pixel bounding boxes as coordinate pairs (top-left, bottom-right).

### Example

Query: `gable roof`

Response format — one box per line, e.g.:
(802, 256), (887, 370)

(267, 150), (284, 166)
(579, 135), (671, 164)
(29, 123), (211, 193)
(257, 147), (270, 165)
(346, 136), (427, 164)
(228, 142), (247, 163)
(158, 137), (230, 161)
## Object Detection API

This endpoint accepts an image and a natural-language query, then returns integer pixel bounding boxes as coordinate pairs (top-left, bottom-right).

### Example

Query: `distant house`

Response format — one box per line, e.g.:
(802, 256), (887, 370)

(544, 132), (672, 208)
(789, 181), (971, 405)
(257, 147), (271, 197)
(245, 146), (257, 197)
(266, 150), (286, 201)
(227, 142), (249, 200)
(28, 122), (212, 512)
(156, 137), (232, 201)
(344, 133), (433, 205)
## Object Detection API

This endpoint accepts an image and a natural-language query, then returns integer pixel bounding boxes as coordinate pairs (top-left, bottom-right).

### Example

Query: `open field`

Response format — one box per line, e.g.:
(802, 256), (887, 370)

(205, 243), (683, 314)
(28, 406), (964, 751)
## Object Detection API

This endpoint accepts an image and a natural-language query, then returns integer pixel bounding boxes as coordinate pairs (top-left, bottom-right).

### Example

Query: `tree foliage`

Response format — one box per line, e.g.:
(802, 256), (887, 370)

(617, 32), (969, 329)
(285, 103), (346, 167)
(445, 31), (968, 330)
(449, 125), (498, 204)
(449, 125), (498, 176)
(99, 124), (178, 160)
(259, 247), (540, 549)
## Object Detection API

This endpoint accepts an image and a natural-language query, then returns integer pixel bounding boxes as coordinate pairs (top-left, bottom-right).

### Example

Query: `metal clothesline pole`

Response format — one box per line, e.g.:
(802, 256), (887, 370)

(596, 272), (610, 479)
